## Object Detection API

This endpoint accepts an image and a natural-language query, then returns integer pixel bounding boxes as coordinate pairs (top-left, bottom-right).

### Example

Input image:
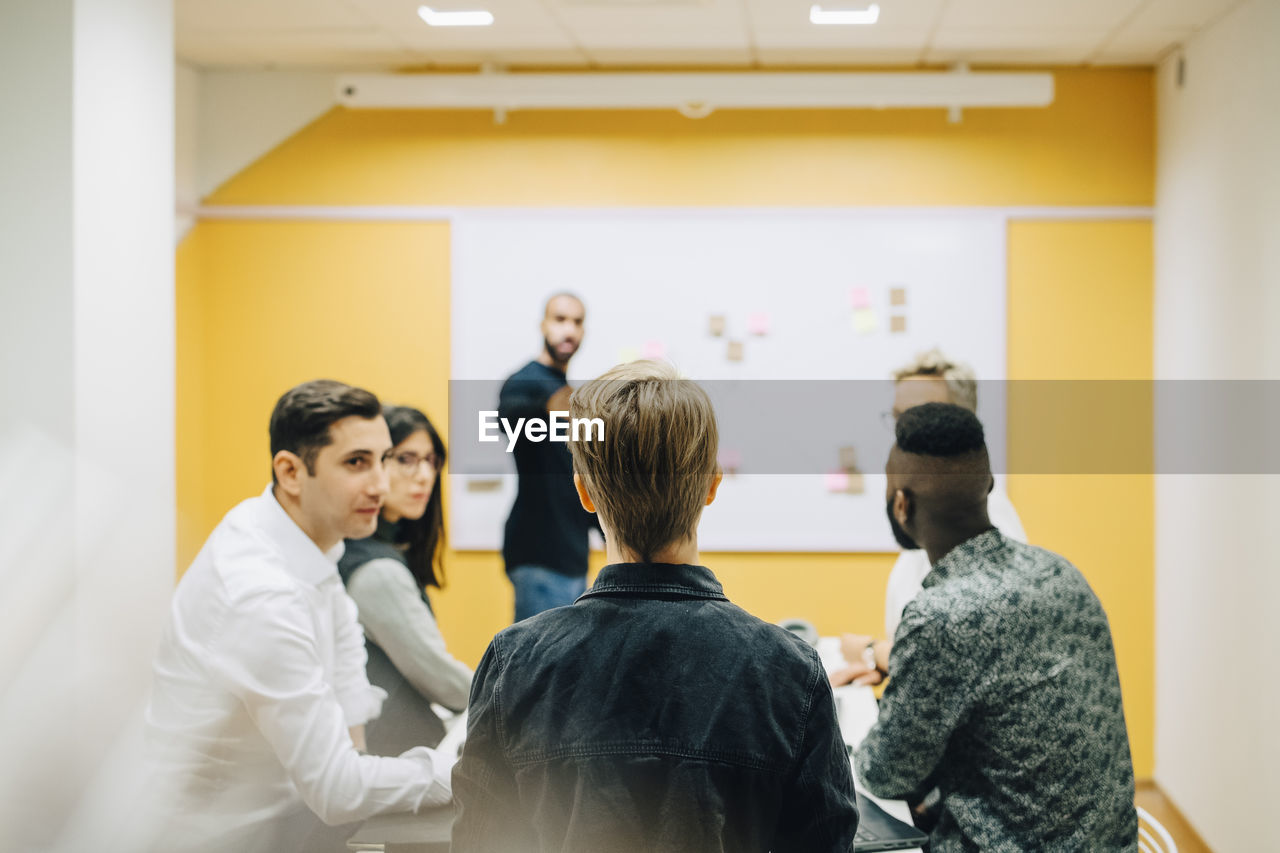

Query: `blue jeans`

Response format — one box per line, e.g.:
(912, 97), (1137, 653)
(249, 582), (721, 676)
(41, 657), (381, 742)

(510, 565), (586, 622)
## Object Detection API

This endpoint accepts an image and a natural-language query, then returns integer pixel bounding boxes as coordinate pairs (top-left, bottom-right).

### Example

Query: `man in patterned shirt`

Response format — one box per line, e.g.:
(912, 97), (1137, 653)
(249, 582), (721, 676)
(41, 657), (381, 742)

(856, 402), (1137, 852)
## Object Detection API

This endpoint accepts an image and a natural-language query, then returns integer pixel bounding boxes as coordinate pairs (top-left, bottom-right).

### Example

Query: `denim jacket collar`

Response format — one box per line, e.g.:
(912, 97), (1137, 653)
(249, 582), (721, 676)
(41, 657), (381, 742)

(579, 562), (728, 601)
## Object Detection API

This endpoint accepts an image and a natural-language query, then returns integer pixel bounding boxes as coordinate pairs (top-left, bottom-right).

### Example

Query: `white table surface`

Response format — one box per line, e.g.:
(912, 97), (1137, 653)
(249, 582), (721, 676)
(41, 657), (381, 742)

(819, 637), (925, 853)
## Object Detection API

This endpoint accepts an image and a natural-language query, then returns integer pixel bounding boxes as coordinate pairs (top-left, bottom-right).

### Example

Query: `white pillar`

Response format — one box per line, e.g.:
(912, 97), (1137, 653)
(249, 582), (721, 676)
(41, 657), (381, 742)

(0, 0), (173, 845)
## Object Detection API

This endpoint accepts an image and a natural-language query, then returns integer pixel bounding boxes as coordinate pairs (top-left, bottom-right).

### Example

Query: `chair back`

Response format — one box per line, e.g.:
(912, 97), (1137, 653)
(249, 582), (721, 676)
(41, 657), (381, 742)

(1136, 805), (1178, 853)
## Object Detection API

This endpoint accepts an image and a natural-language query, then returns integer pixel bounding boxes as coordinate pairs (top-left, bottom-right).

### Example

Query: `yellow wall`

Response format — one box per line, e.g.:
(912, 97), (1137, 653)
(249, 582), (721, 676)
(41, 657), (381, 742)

(178, 68), (1155, 774)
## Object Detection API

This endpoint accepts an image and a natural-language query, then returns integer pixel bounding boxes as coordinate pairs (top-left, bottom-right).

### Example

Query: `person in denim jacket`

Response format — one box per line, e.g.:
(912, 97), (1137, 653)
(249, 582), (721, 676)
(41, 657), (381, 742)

(452, 360), (859, 853)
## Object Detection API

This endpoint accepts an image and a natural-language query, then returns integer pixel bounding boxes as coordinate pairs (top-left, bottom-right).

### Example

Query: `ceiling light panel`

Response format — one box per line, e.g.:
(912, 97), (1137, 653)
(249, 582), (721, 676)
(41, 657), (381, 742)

(747, 0), (937, 53)
(748, 0), (941, 31)
(809, 5), (881, 26)
(347, 0), (574, 51)
(417, 7), (495, 27)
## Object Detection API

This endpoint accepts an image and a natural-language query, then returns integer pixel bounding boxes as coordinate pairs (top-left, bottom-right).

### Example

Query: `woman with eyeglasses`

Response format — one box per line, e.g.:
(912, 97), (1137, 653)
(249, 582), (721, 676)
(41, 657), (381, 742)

(338, 405), (472, 756)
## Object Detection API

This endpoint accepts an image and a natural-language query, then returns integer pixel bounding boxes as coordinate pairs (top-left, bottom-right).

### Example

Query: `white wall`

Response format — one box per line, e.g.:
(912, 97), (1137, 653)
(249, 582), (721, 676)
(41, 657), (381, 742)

(1155, 0), (1280, 848)
(174, 67), (334, 241)
(176, 63), (201, 239)
(182, 68), (336, 203)
(0, 0), (173, 846)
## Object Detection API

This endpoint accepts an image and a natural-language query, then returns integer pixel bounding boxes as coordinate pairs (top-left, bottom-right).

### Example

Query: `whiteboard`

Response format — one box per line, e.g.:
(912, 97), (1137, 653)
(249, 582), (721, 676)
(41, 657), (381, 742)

(448, 210), (1006, 552)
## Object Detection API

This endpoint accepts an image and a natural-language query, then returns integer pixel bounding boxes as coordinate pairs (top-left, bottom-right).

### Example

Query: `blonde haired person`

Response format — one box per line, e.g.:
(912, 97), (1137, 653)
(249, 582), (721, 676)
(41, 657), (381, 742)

(452, 361), (859, 853)
(832, 349), (1026, 687)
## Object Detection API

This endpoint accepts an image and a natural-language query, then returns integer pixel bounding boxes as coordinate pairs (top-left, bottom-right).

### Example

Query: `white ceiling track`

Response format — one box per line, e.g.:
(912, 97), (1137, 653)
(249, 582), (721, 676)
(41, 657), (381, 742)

(335, 69), (1054, 122)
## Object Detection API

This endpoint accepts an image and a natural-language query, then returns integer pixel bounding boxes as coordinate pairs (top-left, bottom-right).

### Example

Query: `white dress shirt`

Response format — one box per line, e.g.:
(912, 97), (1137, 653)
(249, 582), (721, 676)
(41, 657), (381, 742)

(883, 482), (1027, 640)
(144, 486), (451, 848)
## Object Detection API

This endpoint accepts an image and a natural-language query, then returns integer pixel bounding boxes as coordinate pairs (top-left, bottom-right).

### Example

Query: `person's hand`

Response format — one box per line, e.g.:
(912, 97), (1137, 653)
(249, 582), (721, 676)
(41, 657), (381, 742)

(830, 632), (885, 687)
(547, 385), (572, 413)
(829, 661), (885, 688)
(839, 633), (875, 664)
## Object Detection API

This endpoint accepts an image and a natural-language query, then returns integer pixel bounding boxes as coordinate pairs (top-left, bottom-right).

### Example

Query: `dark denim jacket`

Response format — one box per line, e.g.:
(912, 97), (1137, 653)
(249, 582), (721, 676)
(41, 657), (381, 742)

(451, 563), (858, 852)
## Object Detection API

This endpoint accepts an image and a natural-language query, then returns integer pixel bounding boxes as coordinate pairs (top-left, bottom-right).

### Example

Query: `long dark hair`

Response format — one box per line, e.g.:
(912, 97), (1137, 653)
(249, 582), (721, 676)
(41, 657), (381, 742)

(384, 405), (448, 589)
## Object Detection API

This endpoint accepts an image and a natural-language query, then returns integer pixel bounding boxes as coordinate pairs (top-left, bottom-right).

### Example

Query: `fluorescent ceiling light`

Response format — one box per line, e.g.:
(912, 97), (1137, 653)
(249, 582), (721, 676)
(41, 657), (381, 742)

(418, 6), (494, 27)
(810, 4), (880, 25)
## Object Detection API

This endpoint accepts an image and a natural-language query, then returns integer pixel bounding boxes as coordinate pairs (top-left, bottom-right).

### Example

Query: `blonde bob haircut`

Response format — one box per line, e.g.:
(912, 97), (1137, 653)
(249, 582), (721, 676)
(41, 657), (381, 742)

(891, 348), (978, 413)
(568, 360), (719, 562)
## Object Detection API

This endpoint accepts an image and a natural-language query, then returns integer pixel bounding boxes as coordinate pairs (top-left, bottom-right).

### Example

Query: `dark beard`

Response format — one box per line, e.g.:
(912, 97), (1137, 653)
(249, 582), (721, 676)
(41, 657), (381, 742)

(886, 498), (919, 551)
(543, 336), (573, 367)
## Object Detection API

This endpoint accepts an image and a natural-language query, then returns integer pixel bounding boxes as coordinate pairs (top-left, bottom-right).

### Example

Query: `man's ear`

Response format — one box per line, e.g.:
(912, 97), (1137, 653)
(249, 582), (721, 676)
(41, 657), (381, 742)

(893, 488), (912, 526)
(573, 472), (596, 514)
(273, 451), (305, 497)
(705, 472), (723, 506)
(988, 475), (995, 496)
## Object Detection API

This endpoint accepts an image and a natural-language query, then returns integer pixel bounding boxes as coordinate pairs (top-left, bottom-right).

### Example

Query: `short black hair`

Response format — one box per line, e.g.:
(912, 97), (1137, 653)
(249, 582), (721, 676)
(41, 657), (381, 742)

(895, 402), (986, 457)
(269, 380), (382, 481)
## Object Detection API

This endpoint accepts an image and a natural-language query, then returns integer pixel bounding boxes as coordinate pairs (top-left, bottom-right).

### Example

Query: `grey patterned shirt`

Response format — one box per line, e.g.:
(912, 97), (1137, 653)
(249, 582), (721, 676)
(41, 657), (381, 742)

(855, 530), (1138, 852)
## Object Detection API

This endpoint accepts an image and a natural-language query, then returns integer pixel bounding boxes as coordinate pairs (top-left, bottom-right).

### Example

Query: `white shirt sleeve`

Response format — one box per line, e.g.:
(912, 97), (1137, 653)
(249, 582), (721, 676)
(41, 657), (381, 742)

(884, 549), (930, 641)
(211, 586), (452, 825)
(988, 482), (1027, 543)
(346, 559), (474, 712)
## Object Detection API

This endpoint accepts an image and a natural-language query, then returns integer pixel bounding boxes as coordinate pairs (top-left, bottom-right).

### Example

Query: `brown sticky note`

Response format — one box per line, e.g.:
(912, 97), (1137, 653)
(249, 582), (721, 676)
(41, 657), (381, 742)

(465, 478), (502, 493)
(890, 315), (907, 334)
(838, 446), (858, 471)
(726, 340), (744, 362)
(844, 472), (865, 494)
(709, 315), (726, 337)
(889, 287), (907, 307)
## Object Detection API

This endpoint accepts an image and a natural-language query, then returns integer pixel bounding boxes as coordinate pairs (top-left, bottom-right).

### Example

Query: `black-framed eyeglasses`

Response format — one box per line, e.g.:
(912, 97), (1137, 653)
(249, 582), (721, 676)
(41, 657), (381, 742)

(390, 451), (441, 475)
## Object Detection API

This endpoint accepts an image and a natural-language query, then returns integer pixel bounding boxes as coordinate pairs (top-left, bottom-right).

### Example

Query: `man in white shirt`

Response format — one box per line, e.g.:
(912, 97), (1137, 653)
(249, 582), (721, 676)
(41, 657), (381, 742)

(144, 380), (452, 853)
(831, 350), (1026, 687)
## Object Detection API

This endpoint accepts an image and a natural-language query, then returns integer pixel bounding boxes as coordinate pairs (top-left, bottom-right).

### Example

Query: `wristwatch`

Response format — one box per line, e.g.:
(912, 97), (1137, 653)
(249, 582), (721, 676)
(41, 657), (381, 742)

(862, 639), (878, 671)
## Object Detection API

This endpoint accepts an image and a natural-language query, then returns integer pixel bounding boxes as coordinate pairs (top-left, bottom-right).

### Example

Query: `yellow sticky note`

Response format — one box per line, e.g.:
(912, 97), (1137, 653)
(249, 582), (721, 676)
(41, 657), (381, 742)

(618, 347), (640, 363)
(889, 287), (907, 307)
(727, 340), (744, 362)
(709, 315), (726, 337)
(890, 315), (907, 334)
(852, 308), (877, 335)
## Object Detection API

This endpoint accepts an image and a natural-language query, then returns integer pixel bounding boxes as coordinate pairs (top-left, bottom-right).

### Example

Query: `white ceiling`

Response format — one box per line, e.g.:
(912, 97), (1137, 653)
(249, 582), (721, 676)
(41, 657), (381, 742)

(176, 0), (1244, 70)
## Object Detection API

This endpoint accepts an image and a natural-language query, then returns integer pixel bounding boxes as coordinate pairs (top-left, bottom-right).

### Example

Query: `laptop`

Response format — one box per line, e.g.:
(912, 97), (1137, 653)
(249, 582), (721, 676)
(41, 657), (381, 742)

(854, 790), (930, 852)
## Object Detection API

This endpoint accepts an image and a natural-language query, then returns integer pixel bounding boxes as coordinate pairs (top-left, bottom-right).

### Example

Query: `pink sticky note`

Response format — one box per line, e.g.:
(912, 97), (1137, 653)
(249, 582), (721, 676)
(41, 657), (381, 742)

(641, 340), (666, 360)
(824, 471), (850, 492)
(850, 286), (871, 309)
(718, 449), (742, 471)
(747, 312), (771, 336)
